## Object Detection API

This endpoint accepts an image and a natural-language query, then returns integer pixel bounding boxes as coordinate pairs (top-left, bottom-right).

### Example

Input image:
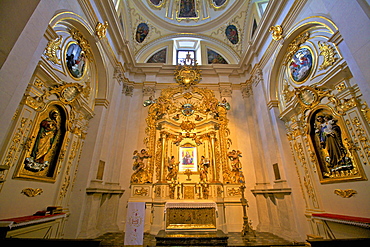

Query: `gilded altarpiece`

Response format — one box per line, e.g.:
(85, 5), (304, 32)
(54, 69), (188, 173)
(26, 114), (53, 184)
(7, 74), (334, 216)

(130, 67), (246, 232)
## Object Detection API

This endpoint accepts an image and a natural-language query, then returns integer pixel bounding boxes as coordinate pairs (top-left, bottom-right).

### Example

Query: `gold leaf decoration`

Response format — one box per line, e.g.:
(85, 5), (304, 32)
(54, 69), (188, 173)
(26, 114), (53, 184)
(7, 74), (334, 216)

(269, 25), (283, 41)
(95, 21), (108, 39)
(334, 189), (357, 198)
(45, 36), (62, 65)
(318, 41), (337, 70)
(21, 188), (43, 197)
(283, 32), (310, 65)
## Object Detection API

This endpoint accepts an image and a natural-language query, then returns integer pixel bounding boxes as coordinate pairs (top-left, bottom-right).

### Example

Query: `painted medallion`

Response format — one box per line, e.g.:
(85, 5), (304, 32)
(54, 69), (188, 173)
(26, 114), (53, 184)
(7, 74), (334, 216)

(135, 23), (149, 43)
(289, 47), (313, 83)
(66, 43), (87, 79)
(149, 0), (163, 6)
(225, 25), (239, 45)
(212, 0), (227, 7)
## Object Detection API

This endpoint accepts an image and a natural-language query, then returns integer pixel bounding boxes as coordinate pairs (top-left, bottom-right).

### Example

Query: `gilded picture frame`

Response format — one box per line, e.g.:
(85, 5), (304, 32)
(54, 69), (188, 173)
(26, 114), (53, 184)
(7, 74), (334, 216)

(13, 104), (68, 182)
(179, 145), (197, 172)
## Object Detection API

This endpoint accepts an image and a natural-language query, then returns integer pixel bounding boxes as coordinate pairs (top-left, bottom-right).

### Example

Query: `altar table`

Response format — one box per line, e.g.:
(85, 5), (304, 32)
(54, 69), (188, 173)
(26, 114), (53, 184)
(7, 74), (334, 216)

(164, 201), (217, 230)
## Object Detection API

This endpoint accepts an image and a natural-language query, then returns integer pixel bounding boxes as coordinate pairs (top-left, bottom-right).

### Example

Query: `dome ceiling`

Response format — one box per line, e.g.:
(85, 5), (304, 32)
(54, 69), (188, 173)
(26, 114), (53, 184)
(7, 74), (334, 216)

(118, 0), (267, 64)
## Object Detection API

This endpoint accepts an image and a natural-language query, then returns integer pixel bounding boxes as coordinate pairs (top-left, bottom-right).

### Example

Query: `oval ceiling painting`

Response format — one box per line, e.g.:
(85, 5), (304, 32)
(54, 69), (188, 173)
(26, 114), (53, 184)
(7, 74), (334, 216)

(289, 47), (313, 83)
(225, 24), (239, 45)
(136, 23), (149, 43)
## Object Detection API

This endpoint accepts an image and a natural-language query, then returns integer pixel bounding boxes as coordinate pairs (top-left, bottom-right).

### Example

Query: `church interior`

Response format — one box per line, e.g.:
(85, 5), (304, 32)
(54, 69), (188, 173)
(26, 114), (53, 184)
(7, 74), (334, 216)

(0, 0), (370, 246)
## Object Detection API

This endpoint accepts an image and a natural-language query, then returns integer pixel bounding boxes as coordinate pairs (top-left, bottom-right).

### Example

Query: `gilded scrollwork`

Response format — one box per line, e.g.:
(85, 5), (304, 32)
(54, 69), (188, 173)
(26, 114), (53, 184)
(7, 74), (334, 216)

(45, 35), (62, 65)
(134, 187), (149, 196)
(68, 28), (92, 61)
(283, 32), (310, 65)
(334, 189), (357, 198)
(318, 41), (337, 70)
(95, 21), (108, 39)
(269, 25), (283, 41)
(21, 188), (43, 197)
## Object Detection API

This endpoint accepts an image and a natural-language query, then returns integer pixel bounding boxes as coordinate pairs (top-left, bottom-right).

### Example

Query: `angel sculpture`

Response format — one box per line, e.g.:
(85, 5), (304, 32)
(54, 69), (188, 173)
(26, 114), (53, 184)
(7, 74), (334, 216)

(227, 150), (245, 184)
(130, 149), (152, 183)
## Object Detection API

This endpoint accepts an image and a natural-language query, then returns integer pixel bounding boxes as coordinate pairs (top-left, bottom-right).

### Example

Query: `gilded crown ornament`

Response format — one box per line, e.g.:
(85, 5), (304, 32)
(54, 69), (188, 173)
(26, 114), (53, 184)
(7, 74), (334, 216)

(174, 52), (202, 89)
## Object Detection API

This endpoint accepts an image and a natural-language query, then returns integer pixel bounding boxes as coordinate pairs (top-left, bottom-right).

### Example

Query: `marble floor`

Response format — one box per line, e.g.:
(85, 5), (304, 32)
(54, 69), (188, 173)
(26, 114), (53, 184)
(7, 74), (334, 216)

(96, 231), (306, 246)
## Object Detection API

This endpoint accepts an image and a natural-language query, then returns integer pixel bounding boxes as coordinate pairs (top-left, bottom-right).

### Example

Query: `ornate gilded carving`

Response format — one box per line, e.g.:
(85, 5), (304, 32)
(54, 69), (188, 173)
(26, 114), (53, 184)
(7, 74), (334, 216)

(335, 82), (346, 92)
(59, 139), (80, 199)
(68, 28), (92, 60)
(25, 82), (84, 111)
(282, 80), (294, 103)
(174, 62), (202, 89)
(34, 78), (45, 90)
(269, 25), (283, 41)
(227, 187), (241, 196)
(21, 188), (43, 197)
(45, 36), (62, 65)
(95, 21), (108, 39)
(318, 41), (337, 70)
(3, 117), (32, 168)
(134, 187), (149, 196)
(14, 105), (67, 182)
(49, 82), (84, 104)
(227, 150), (245, 184)
(166, 208), (216, 229)
(130, 149), (152, 183)
(180, 120), (196, 132)
(334, 189), (357, 198)
(283, 32), (310, 65)
(347, 117), (370, 162)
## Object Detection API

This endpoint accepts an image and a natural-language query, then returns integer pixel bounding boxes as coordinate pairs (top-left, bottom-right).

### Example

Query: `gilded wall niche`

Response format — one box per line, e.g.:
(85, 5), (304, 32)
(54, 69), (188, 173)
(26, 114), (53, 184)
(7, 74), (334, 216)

(14, 104), (68, 182)
(308, 108), (365, 183)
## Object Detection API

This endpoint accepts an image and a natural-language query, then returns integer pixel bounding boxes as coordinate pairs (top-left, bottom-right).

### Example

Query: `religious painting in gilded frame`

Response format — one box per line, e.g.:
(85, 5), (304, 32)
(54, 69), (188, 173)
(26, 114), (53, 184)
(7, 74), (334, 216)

(309, 108), (367, 183)
(288, 47), (313, 84)
(14, 104), (68, 182)
(178, 0), (197, 18)
(66, 43), (87, 79)
(179, 145), (197, 172)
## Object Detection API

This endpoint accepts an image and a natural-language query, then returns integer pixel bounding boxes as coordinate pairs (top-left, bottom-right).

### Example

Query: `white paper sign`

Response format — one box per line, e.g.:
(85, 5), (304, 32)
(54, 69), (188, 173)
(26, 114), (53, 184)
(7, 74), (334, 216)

(124, 202), (145, 246)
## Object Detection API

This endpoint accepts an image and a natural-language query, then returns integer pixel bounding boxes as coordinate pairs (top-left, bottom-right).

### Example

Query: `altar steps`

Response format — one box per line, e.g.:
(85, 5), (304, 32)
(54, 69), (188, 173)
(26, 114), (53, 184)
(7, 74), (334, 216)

(96, 231), (307, 246)
(155, 230), (228, 246)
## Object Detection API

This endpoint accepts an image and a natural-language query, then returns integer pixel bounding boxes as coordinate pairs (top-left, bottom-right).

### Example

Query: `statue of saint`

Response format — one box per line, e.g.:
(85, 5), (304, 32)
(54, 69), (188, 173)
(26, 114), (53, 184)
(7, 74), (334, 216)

(199, 155), (210, 182)
(24, 109), (60, 172)
(166, 156), (179, 182)
(315, 114), (353, 175)
(227, 150), (245, 184)
(131, 149), (152, 183)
